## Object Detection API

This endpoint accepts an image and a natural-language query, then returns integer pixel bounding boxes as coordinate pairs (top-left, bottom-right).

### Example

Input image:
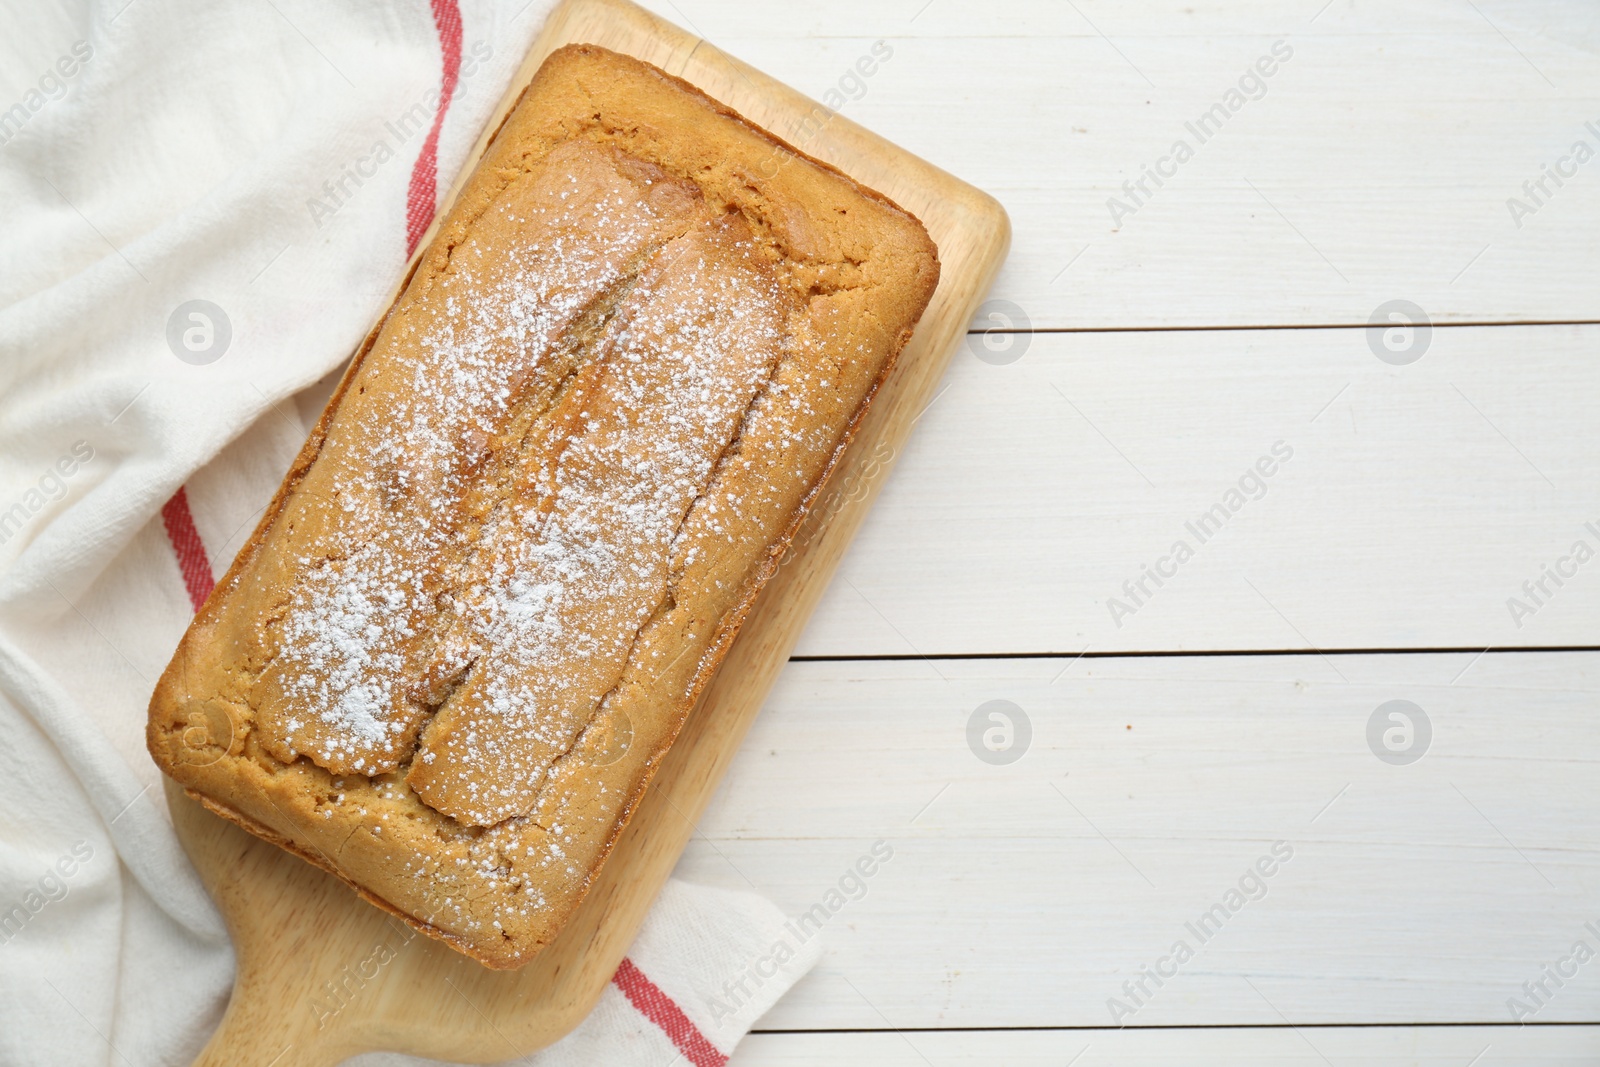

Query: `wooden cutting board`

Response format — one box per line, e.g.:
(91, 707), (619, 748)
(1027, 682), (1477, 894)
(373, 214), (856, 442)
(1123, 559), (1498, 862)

(171, 0), (1008, 1062)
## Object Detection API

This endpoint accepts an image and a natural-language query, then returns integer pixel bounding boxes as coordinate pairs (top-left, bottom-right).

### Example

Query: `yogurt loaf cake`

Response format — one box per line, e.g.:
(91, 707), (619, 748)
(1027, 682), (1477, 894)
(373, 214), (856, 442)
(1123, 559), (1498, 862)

(147, 44), (938, 968)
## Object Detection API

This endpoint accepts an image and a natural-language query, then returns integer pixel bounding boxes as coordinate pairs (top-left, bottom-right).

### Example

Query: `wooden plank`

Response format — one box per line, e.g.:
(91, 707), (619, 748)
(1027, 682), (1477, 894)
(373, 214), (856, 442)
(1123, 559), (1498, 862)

(790, 324), (1600, 656)
(732, 1026), (1600, 1066)
(673, 654), (1600, 1029)
(167, 0), (1008, 1063)
(638, 0), (1600, 328)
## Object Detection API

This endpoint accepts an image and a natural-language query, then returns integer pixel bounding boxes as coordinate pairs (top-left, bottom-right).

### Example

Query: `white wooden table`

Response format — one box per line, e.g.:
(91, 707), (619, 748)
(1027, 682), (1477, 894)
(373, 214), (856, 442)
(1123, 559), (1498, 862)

(629, 1), (1600, 1062)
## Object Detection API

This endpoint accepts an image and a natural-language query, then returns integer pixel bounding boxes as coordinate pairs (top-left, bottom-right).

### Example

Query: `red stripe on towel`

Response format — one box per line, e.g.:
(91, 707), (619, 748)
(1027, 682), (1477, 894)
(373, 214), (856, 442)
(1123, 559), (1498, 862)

(613, 957), (729, 1067)
(404, 0), (464, 257)
(160, 487), (214, 613)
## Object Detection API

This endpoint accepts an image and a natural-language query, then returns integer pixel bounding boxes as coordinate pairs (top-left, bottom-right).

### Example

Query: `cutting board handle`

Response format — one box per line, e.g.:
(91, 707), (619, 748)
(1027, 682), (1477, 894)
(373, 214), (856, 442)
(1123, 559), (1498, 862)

(166, 776), (360, 1067)
(190, 957), (354, 1067)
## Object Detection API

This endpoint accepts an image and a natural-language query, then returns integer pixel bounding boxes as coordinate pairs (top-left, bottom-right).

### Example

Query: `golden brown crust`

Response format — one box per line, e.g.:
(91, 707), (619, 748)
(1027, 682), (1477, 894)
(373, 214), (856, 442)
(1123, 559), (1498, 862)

(184, 788), (512, 966)
(149, 44), (938, 969)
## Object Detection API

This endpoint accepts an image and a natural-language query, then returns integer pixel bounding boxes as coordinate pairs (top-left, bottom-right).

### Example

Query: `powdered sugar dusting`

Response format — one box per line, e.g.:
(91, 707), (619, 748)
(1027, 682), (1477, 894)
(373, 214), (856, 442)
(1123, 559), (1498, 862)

(261, 140), (702, 776)
(407, 215), (788, 825)
(280, 544), (415, 759)
(262, 141), (788, 832)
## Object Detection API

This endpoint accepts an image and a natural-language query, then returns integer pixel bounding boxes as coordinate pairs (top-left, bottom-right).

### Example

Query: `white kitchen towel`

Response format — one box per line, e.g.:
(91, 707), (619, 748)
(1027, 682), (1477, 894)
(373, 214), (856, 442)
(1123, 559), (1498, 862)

(0, 1), (820, 1064)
